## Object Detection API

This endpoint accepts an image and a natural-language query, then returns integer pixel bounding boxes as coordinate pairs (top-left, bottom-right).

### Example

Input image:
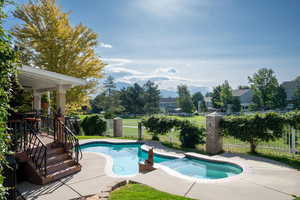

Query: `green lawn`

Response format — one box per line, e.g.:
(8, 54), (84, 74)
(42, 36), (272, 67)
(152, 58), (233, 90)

(122, 115), (206, 127)
(109, 184), (194, 200)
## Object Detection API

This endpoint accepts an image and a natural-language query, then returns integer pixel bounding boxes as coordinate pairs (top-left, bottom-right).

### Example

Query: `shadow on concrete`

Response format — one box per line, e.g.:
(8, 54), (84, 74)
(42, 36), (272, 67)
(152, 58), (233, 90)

(17, 176), (73, 199)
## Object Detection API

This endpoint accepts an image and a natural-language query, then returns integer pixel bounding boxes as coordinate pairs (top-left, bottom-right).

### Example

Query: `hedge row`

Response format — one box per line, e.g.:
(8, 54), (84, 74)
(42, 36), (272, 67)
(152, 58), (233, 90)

(220, 111), (300, 153)
(142, 115), (205, 148)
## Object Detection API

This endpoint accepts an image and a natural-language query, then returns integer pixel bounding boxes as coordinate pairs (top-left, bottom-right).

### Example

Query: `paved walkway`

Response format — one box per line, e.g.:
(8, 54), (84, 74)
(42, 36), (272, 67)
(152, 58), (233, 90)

(18, 152), (125, 200)
(18, 139), (300, 200)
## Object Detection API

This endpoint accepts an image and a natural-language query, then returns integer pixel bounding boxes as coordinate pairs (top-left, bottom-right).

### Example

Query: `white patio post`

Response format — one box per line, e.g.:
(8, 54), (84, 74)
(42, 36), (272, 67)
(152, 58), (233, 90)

(56, 85), (66, 115)
(56, 85), (66, 144)
(33, 90), (41, 111)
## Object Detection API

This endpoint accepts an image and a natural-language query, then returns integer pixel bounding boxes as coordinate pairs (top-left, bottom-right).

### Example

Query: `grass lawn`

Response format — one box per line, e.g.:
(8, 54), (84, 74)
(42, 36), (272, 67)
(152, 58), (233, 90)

(122, 115), (206, 127)
(109, 184), (194, 200)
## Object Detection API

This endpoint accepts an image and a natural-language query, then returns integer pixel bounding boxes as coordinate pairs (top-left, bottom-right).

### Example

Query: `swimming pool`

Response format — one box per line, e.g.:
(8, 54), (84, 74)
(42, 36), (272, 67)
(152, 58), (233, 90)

(80, 142), (243, 179)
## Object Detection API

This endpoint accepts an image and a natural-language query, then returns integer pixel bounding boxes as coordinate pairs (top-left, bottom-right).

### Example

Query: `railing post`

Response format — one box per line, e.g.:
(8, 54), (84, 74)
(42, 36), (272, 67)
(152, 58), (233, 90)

(53, 118), (56, 141)
(44, 148), (47, 176)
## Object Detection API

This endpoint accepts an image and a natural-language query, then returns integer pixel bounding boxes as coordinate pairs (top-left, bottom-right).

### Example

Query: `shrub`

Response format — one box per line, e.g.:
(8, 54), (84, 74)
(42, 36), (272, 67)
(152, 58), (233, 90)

(80, 114), (106, 136)
(178, 120), (205, 148)
(142, 115), (205, 147)
(220, 112), (285, 153)
(141, 115), (180, 140)
(284, 110), (300, 130)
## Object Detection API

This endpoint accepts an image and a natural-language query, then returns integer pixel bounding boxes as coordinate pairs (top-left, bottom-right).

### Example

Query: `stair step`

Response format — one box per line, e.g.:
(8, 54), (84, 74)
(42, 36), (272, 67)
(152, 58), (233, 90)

(46, 165), (81, 182)
(46, 159), (75, 174)
(47, 147), (65, 155)
(47, 153), (70, 165)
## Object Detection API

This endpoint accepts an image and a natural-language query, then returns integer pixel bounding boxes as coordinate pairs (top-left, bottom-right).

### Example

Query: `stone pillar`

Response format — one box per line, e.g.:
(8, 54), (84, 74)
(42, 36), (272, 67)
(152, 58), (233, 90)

(138, 122), (143, 140)
(206, 112), (223, 154)
(113, 118), (123, 137)
(56, 85), (66, 115)
(33, 90), (41, 111)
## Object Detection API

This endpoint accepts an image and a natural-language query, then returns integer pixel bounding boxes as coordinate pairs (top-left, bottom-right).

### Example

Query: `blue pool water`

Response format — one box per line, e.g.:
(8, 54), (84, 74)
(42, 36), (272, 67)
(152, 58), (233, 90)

(80, 143), (243, 179)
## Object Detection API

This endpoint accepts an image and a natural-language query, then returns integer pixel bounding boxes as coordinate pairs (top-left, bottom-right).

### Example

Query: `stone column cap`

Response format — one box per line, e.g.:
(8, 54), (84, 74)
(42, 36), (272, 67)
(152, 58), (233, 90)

(207, 111), (224, 117)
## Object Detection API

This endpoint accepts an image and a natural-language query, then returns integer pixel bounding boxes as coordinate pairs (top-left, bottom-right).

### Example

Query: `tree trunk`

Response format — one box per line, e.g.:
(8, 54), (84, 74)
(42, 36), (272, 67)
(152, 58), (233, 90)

(250, 142), (257, 153)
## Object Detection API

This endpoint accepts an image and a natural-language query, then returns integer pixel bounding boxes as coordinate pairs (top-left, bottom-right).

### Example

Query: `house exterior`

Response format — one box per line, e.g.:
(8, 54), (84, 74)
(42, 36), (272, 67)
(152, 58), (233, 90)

(232, 89), (253, 111)
(159, 98), (177, 113)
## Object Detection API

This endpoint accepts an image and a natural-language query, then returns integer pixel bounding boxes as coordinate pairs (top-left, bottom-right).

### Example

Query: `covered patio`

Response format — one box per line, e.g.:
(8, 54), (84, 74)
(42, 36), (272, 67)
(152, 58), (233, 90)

(18, 65), (86, 115)
(8, 66), (87, 186)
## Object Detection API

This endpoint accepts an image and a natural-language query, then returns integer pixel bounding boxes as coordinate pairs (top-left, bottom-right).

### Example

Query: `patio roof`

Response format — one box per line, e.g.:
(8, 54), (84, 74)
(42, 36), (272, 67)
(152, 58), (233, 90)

(18, 66), (86, 93)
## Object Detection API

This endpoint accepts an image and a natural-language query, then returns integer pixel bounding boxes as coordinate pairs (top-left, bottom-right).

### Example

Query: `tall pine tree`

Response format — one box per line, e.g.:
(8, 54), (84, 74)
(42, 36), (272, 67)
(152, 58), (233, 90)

(143, 81), (160, 114)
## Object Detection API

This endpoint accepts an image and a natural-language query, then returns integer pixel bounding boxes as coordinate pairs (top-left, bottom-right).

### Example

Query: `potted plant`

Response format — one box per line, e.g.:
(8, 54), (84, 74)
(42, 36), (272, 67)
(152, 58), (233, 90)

(41, 94), (49, 110)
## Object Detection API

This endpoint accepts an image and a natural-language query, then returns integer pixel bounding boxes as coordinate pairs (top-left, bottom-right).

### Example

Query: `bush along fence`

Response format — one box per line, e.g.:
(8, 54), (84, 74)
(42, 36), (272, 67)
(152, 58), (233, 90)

(142, 115), (205, 148)
(220, 111), (300, 155)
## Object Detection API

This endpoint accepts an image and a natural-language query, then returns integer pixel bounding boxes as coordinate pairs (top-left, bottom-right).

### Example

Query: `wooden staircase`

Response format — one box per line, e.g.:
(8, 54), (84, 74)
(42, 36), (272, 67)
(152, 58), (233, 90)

(10, 116), (82, 185)
(26, 145), (81, 185)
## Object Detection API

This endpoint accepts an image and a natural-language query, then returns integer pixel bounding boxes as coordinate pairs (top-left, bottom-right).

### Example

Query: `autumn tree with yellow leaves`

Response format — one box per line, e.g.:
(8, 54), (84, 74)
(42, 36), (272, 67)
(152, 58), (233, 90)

(13, 0), (105, 112)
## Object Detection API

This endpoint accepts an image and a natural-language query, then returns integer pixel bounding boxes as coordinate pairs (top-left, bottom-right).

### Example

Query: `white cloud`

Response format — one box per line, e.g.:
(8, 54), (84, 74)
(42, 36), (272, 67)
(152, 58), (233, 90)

(103, 58), (211, 92)
(154, 67), (177, 74)
(102, 58), (132, 68)
(100, 42), (113, 48)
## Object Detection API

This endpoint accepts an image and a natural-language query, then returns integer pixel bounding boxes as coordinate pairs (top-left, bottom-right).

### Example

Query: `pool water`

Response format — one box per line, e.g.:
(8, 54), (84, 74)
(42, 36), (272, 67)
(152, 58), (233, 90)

(80, 143), (243, 179)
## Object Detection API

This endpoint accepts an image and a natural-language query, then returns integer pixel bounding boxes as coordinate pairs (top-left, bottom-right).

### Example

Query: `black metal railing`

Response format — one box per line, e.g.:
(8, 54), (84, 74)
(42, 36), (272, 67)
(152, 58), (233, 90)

(55, 118), (81, 164)
(8, 120), (48, 176)
(24, 122), (48, 176)
(40, 115), (56, 139)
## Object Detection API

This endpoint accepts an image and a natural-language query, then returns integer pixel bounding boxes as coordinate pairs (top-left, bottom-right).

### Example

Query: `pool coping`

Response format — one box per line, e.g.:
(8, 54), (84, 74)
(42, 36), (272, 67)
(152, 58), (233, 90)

(79, 139), (249, 183)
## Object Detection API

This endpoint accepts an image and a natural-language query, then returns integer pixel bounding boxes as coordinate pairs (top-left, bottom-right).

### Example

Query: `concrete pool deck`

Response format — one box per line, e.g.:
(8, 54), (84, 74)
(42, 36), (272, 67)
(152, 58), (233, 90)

(17, 139), (300, 200)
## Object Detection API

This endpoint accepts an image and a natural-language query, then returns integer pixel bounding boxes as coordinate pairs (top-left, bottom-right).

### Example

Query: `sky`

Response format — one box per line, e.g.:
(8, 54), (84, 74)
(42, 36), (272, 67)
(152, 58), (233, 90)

(5, 0), (300, 91)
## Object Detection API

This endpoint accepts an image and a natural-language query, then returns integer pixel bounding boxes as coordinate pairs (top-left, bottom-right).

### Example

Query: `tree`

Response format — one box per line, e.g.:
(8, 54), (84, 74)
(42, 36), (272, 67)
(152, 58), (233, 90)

(0, 0), (19, 197)
(103, 75), (116, 97)
(238, 85), (250, 89)
(192, 92), (204, 111)
(248, 68), (279, 110)
(221, 113), (284, 153)
(293, 85), (300, 109)
(143, 81), (160, 114)
(211, 85), (222, 109)
(13, 0), (105, 109)
(91, 76), (123, 115)
(231, 97), (241, 112)
(176, 85), (194, 113)
(120, 83), (145, 115)
(219, 80), (233, 111)
(211, 81), (233, 111)
(274, 86), (287, 109)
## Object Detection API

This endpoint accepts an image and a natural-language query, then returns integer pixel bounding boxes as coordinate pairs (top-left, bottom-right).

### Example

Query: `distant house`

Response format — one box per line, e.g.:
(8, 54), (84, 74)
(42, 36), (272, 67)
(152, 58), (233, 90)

(159, 98), (177, 113)
(232, 89), (253, 111)
(281, 80), (300, 108)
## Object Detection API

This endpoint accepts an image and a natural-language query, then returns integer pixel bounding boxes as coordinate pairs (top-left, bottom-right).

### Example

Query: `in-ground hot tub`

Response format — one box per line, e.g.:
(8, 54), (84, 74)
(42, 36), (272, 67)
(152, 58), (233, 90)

(80, 142), (243, 180)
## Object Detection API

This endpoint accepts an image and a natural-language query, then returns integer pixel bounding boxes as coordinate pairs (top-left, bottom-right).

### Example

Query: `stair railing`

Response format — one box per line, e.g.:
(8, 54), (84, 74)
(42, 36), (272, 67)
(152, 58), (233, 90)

(25, 122), (48, 176)
(54, 118), (81, 164)
(8, 120), (48, 176)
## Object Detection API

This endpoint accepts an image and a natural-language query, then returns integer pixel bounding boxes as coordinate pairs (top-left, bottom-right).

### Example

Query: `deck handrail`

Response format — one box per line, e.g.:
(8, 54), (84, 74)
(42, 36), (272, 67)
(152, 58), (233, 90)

(55, 118), (82, 164)
(8, 120), (48, 176)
